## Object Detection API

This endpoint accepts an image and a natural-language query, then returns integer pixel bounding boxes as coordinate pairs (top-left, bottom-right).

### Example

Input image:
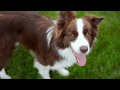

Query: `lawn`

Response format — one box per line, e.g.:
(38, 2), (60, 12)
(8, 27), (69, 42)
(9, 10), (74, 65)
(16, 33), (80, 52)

(6, 11), (120, 79)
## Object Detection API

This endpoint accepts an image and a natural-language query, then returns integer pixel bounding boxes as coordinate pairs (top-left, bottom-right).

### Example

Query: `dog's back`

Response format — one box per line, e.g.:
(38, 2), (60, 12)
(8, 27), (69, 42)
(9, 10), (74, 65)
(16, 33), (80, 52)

(0, 11), (54, 69)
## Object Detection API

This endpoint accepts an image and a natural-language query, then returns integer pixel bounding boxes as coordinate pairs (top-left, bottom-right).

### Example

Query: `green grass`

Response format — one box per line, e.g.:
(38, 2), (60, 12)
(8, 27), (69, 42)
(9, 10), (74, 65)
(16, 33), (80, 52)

(5, 11), (120, 79)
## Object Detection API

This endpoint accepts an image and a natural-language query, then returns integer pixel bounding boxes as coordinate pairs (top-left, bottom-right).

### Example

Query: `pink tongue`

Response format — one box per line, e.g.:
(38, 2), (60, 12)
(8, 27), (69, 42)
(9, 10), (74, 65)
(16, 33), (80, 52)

(72, 49), (86, 66)
(76, 54), (86, 66)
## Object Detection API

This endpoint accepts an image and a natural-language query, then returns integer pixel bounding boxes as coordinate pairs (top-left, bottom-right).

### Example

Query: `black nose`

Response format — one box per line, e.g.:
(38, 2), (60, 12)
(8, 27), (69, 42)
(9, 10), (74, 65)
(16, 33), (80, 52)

(80, 46), (88, 53)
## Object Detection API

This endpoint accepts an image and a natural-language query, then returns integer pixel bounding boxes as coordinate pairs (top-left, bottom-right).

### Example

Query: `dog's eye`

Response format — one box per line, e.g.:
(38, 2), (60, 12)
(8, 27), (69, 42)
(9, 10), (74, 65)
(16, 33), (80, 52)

(83, 29), (88, 35)
(84, 29), (91, 36)
(87, 31), (90, 35)
(66, 29), (77, 38)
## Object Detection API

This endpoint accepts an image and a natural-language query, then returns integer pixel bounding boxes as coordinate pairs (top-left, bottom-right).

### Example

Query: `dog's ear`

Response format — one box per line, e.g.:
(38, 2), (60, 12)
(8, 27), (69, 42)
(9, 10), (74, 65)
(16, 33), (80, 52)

(83, 15), (104, 26)
(91, 17), (104, 25)
(57, 11), (76, 30)
(83, 14), (104, 40)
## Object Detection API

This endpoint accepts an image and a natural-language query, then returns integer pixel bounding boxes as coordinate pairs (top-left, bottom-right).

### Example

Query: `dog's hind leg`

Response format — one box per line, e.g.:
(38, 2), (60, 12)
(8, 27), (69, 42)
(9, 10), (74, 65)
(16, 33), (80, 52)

(0, 54), (12, 79)
(0, 68), (11, 79)
(0, 45), (15, 79)
(34, 59), (51, 79)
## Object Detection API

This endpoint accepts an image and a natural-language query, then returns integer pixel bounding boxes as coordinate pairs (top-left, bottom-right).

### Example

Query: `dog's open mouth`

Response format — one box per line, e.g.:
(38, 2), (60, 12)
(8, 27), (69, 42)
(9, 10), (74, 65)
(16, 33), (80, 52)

(71, 47), (86, 66)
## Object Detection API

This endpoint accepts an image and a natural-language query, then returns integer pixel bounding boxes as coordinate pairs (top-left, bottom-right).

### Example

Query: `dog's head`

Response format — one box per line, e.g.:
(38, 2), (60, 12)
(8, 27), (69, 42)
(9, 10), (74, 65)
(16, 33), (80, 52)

(53, 11), (103, 66)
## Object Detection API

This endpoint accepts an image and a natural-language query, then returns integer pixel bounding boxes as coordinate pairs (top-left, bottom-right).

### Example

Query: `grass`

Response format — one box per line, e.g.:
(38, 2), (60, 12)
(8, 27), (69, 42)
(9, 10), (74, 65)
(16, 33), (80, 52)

(5, 11), (120, 79)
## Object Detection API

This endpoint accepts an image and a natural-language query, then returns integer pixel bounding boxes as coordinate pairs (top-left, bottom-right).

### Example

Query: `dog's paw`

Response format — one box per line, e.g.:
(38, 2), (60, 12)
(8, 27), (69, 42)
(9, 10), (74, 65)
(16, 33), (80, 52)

(58, 68), (69, 76)
(0, 74), (12, 79)
(40, 74), (51, 79)
(42, 76), (51, 79)
(38, 71), (51, 79)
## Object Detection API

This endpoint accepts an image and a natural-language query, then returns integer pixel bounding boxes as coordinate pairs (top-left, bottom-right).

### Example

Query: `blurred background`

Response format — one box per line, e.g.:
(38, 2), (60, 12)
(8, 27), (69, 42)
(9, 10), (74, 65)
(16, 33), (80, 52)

(6, 11), (120, 79)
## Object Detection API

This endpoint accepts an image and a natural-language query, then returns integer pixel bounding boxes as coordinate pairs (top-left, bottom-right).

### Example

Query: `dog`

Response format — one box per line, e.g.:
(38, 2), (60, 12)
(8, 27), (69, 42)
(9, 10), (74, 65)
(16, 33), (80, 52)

(0, 11), (103, 79)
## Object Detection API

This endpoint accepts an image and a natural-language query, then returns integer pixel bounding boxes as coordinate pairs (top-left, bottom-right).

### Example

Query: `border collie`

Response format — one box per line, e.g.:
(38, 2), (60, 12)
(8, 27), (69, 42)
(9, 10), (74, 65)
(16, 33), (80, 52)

(0, 11), (103, 79)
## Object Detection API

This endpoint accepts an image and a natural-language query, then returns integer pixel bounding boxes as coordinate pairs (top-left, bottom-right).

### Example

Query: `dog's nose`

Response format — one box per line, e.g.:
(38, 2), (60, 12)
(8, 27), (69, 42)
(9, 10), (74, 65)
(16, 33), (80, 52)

(80, 46), (88, 53)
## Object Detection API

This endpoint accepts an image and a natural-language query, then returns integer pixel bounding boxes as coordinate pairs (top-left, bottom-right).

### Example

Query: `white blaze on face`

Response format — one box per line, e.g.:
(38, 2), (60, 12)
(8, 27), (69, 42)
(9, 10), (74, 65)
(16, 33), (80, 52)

(70, 19), (90, 66)
(71, 19), (90, 54)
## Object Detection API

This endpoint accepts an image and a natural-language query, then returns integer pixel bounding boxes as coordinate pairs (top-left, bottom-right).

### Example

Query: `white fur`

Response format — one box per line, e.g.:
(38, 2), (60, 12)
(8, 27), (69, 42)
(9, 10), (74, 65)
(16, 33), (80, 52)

(29, 50), (36, 58)
(71, 19), (90, 55)
(0, 68), (11, 79)
(15, 42), (19, 46)
(53, 48), (77, 69)
(46, 27), (54, 47)
(34, 59), (51, 79)
(53, 20), (57, 24)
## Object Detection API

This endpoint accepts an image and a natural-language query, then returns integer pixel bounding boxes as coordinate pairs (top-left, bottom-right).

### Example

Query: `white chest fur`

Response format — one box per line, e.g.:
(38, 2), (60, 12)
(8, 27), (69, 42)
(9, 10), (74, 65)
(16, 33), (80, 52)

(50, 48), (77, 70)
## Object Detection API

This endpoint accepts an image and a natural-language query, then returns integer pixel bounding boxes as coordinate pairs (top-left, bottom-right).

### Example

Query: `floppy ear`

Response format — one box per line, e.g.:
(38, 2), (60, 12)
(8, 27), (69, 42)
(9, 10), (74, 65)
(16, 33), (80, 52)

(57, 11), (76, 30)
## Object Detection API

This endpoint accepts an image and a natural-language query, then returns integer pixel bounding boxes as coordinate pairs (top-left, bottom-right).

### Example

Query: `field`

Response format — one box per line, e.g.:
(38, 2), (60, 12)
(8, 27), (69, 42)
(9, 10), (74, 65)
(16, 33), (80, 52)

(5, 11), (120, 79)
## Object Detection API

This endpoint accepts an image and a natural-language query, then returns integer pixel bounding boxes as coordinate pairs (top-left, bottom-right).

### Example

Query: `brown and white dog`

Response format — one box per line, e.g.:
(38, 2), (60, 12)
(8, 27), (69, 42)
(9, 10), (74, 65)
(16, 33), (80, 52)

(0, 11), (103, 79)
